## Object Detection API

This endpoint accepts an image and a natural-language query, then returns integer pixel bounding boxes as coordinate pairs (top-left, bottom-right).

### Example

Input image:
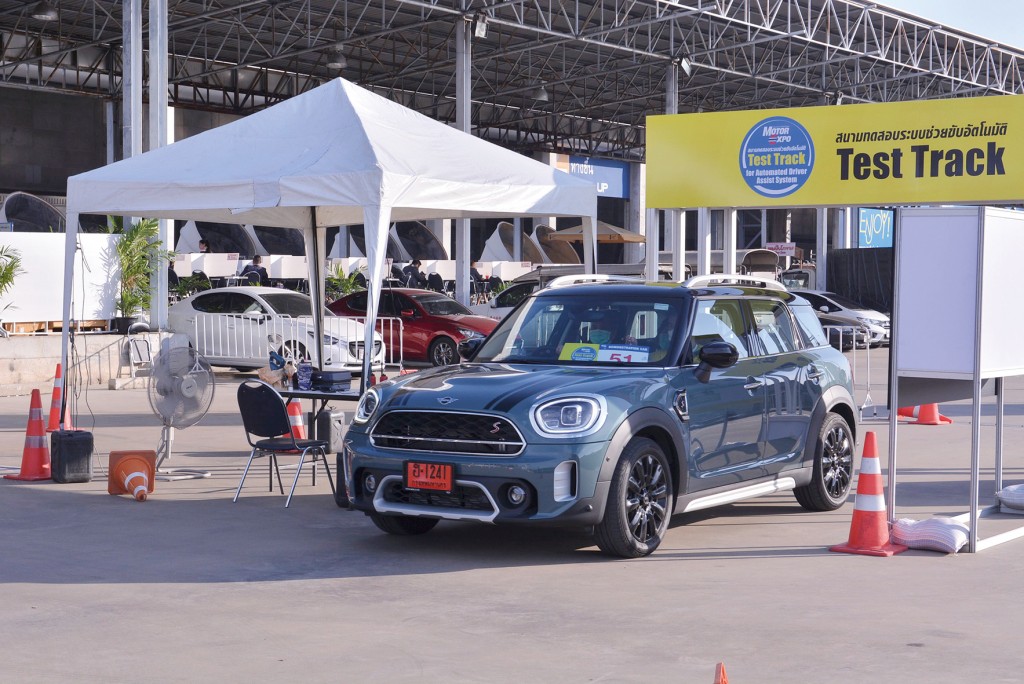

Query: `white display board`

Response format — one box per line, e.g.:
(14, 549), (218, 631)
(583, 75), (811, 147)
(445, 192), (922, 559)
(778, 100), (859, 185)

(0, 232), (117, 323)
(897, 207), (1024, 380)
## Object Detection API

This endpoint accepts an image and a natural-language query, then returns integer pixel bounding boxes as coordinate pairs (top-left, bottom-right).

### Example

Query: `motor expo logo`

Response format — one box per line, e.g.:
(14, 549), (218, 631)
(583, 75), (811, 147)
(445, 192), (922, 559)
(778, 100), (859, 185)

(739, 116), (815, 198)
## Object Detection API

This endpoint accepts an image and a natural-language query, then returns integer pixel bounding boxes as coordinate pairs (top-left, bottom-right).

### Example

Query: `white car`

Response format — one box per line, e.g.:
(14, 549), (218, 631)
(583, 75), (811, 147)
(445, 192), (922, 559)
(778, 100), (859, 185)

(791, 290), (890, 346)
(168, 286), (385, 372)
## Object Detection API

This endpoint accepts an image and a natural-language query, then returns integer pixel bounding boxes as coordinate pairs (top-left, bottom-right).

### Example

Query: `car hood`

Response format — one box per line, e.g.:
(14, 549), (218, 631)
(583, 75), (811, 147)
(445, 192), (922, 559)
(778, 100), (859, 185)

(377, 362), (659, 415)
(445, 314), (499, 333)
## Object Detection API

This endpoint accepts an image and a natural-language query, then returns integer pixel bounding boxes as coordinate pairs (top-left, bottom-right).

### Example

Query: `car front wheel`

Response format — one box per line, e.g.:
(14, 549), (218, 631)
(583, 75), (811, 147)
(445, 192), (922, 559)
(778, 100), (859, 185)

(594, 437), (673, 558)
(794, 413), (854, 511)
(428, 336), (457, 366)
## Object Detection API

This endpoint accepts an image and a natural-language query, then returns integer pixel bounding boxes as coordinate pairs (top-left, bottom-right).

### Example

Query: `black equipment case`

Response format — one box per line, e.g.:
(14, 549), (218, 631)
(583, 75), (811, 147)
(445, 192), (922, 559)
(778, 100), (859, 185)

(50, 430), (94, 483)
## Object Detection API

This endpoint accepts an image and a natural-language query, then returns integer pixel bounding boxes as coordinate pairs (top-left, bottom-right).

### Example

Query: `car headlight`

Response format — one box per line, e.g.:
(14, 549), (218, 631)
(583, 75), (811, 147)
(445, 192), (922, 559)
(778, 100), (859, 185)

(353, 387), (380, 424)
(457, 328), (483, 340)
(306, 330), (341, 346)
(530, 395), (606, 438)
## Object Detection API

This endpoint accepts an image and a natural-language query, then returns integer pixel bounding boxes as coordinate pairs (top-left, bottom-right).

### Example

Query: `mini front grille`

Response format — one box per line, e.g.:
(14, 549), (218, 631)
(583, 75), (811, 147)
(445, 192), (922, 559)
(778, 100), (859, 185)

(382, 480), (495, 512)
(349, 341), (383, 358)
(371, 411), (525, 456)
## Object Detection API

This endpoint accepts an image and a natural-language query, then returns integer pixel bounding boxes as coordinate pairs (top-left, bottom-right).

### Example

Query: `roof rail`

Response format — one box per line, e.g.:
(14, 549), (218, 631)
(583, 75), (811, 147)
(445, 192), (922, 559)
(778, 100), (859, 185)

(544, 273), (644, 289)
(682, 274), (787, 292)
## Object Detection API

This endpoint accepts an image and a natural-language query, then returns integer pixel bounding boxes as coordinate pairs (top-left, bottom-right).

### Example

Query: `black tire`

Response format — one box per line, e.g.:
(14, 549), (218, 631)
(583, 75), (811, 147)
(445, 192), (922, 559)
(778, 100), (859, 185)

(281, 341), (308, 362)
(794, 413), (855, 511)
(594, 437), (673, 558)
(369, 513), (439, 535)
(428, 336), (457, 366)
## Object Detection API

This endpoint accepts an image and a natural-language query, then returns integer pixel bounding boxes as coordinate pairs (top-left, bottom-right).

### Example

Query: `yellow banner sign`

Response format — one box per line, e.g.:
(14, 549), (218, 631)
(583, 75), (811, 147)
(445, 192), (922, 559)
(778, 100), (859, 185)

(646, 95), (1024, 208)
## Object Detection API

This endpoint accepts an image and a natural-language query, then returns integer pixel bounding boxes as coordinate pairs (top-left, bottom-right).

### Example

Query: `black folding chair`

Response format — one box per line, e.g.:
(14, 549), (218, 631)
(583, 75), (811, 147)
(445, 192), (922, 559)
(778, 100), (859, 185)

(235, 379), (335, 507)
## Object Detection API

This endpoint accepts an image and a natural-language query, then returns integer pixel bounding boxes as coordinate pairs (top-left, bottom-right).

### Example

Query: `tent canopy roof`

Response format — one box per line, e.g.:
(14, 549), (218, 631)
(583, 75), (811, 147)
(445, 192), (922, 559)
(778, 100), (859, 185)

(67, 78), (596, 228)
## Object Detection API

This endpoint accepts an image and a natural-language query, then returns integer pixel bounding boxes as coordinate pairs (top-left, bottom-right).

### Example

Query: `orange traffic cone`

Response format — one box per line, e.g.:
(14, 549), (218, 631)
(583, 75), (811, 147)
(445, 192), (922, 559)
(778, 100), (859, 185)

(714, 662), (729, 684)
(897, 406), (917, 420)
(4, 389), (51, 481)
(830, 432), (907, 557)
(369, 373), (377, 386)
(399, 368), (417, 376)
(379, 371), (389, 382)
(286, 399), (306, 440)
(108, 450), (155, 501)
(912, 403), (952, 425)
(45, 363), (73, 432)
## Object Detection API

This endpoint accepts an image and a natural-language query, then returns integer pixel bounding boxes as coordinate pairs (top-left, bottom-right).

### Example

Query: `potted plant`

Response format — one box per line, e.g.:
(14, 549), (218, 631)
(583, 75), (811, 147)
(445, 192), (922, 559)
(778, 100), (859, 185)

(0, 244), (24, 337)
(109, 217), (172, 334)
(325, 263), (366, 302)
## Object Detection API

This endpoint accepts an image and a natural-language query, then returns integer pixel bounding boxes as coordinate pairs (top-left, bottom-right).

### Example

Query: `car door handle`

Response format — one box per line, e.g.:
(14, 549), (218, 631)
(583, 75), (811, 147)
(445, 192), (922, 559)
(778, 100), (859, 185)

(743, 377), (764, 391)
(807, 365), (825, 381)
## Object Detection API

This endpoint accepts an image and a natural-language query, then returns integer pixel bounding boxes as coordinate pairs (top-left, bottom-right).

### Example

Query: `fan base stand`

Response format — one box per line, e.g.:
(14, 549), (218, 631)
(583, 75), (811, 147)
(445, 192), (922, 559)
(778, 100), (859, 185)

(156, 426), (211, 481)
(156, 468), (212, 482)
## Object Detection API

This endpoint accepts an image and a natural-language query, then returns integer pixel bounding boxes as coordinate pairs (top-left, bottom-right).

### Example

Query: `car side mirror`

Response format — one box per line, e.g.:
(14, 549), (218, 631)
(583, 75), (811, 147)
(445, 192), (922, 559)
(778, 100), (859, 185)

(458, 337), (483, 360)
(818, 305), (829, 313)
(694, 341), (739, 384)
(242, 311), (267, 321)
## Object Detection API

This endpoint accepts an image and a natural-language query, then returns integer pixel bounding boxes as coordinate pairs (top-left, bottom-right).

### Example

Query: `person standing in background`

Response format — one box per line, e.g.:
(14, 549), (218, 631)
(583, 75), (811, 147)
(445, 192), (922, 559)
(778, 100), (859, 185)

(198, 239), (210, 253)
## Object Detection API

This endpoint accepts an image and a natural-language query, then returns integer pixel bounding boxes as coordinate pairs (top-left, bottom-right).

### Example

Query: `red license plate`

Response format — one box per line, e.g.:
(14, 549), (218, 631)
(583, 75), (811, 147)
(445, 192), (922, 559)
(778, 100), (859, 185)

(403, 461), (454, 493)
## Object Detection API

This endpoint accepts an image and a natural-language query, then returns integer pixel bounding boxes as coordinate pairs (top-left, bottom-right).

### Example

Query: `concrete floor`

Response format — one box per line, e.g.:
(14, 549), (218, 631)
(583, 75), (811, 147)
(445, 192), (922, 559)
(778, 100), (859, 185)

(2, 351), (1024, 683)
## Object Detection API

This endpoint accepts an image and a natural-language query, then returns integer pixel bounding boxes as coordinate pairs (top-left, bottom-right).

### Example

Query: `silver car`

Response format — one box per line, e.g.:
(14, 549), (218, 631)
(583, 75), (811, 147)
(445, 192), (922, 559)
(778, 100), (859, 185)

(791, 290), (890, 346)
(168, 286), (385, 372)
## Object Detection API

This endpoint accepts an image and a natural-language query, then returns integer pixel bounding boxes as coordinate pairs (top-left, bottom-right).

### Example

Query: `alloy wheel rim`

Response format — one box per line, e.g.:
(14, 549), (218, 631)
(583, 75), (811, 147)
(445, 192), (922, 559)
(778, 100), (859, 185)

(822, 425), (853, 498)
(625, 454), (668, 543)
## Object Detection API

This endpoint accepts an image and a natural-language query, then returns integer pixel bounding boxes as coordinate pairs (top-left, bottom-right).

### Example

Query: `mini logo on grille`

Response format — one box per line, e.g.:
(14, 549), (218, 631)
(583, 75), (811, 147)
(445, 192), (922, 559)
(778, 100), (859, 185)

(438, 397), (457, 405)
(490, 422), (502, 434)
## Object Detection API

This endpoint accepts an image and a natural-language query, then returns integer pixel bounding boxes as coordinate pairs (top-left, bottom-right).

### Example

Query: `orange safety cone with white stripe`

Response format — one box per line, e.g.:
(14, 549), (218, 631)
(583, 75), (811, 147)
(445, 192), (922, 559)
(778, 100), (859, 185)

(830, 431), (907, 557)
(4, 389), (52, 481)
(713, 662), (729, 684)
(286, 399), (306, 439)
(911, 403), (952, 425)
(45, 363), (73, 432)
(108, 450), (155, 501)
(896, 406), (916, 420)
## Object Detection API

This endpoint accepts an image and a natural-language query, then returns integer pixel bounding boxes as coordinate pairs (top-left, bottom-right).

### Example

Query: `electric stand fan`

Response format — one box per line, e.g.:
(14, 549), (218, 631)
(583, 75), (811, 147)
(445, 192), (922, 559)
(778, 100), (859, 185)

(148, 346), (216, 481)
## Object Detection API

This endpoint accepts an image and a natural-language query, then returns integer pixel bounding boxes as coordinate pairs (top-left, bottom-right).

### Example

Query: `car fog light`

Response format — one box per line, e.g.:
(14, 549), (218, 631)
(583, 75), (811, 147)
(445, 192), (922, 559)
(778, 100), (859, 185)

(507, 485), (526, 505)
(364, 473), (377, 493)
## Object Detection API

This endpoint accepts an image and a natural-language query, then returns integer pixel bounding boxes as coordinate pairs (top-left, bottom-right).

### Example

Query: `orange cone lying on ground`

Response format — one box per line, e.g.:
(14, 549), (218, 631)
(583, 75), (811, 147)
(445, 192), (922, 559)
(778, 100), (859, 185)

(714, 662), (729, 684)
(830, 432), (907, 557)
(897, 406), (916, 419)
(46, 362), (73, 432)
(912, 403), (952, 425)
(108, 450), (155, 501)
(4, 389), (51, 481)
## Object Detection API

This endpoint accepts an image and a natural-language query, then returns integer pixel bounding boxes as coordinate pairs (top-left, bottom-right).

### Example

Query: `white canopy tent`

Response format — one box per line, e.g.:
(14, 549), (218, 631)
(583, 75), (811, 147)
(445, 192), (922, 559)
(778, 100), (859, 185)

(61, 77), (598, 384)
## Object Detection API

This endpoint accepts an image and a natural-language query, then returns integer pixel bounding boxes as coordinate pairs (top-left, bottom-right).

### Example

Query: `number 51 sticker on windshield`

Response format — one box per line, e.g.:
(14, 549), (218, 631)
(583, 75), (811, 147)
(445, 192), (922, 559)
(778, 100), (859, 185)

(560, 343), (650, 363)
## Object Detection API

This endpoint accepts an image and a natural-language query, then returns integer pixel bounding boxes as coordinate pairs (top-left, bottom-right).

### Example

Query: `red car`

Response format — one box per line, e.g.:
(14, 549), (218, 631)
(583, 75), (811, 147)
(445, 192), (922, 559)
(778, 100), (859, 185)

(328, 288), (498, 366)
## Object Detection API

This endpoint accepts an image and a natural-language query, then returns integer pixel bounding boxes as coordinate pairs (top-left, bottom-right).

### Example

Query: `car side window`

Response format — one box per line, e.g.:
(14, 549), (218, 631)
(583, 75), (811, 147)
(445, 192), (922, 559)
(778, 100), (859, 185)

(347, 291), (368, 313)
(190, 292), (231, 314)
(791, 303), (828, 348)
(227, 294), (263, 315)
(690, 299), (750, 360)
(749, 299), (798, 355)
(497, 283), (533, 308)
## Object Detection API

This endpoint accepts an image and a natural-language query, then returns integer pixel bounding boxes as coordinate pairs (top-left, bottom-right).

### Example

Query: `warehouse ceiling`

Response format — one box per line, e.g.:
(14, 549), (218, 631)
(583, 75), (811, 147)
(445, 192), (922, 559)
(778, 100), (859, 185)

(2, 0), (1023, 161)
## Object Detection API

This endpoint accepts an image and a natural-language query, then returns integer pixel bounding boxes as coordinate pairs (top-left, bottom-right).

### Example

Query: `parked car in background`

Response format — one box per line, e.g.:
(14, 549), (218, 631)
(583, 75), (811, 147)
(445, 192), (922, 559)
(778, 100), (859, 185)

(790, 290), (889, 346)
(329, 288), (498, 366)
(167, 286), (385, 373)
(816, 313), (869, 351)
(342, 276), (858, 558)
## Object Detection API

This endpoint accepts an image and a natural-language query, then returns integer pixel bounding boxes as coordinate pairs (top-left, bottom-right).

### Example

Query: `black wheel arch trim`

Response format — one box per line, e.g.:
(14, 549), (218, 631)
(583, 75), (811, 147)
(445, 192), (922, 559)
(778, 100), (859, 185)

(598, 407), (687, 496)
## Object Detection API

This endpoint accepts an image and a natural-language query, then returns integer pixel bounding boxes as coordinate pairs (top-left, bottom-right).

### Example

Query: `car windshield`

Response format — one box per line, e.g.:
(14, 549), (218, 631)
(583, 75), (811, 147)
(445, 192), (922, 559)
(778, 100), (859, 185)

(260, 291), (334, 318)
(474, 291), (687, 365)
(410, 292), (472, 316)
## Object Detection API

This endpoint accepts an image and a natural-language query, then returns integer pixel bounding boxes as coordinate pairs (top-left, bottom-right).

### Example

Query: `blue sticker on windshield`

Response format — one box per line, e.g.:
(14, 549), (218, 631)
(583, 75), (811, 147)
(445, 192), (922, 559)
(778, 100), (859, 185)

(570, 346), (598, 362)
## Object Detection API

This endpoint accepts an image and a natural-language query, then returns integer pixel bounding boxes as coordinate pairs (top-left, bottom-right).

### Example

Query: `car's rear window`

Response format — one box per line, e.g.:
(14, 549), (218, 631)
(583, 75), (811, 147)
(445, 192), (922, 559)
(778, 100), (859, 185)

(791, 302), (829, 348)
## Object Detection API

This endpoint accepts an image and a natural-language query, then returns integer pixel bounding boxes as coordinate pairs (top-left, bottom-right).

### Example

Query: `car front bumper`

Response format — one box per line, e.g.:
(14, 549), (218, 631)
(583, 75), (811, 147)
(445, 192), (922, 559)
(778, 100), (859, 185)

(342, 437), (611, 527)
